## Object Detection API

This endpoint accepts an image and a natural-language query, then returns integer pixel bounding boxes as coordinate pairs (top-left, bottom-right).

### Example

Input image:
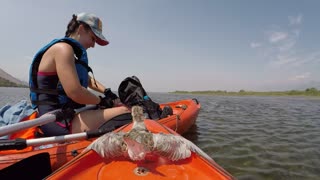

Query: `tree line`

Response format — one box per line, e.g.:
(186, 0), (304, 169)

(173, 88), (320, 96)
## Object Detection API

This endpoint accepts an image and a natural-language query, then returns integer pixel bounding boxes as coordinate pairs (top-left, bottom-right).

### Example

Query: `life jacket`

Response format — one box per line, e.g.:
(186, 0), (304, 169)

(9, 111), (39, 140)
(0, 111), (39, 154)
(29, 37), (93, 109)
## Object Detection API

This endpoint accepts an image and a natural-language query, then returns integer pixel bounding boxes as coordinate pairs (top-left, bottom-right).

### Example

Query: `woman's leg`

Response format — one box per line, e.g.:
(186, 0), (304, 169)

(71, 106), (130, 133)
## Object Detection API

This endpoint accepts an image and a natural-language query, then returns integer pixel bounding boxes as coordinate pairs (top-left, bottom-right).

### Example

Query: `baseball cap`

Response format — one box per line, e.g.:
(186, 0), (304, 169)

(77, 12), (109, 46)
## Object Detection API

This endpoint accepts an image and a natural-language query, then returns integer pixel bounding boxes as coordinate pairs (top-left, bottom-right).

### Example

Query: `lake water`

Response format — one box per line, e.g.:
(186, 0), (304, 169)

(1, 87), (320, 179)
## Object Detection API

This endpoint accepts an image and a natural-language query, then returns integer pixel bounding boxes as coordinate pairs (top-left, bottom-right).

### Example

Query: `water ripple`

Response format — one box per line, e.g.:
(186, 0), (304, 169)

(185, 95), (320, 179)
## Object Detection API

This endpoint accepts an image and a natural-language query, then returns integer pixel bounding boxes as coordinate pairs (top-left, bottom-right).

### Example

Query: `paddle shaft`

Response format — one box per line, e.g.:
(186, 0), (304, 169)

(0, 128), (107, 151)
(0, 114), (55, 137)
(0, 105), (97, 137)
(28, 129), (104, 147)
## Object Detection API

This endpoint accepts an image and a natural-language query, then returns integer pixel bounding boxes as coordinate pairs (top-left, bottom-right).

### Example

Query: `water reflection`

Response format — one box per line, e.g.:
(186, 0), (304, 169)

(182, 123), (199, 143)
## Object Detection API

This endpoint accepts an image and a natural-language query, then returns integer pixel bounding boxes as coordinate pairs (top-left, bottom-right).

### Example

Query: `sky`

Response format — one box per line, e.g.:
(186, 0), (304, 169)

(1, 0), (320, 92)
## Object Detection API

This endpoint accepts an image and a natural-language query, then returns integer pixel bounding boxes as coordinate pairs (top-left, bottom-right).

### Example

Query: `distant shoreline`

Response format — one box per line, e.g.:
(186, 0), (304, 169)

(171, 88), (320, 97)
(0, 84), (28, 88)
(0, 86), (28, 88)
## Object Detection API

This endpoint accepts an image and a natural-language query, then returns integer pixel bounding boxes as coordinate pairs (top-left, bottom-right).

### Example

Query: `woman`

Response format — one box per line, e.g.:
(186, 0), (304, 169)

(29, 12), (130, 136)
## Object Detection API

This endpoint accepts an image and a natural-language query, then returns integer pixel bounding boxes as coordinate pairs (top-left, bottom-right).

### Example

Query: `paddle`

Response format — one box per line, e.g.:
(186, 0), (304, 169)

(0, 127), (114, 151)
(0, 105), (97, 137)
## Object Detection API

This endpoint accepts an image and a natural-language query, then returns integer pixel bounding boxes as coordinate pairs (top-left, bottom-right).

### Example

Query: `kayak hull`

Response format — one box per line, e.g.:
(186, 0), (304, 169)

(0, 99), (200, 171)
(46, 120), (234, 179)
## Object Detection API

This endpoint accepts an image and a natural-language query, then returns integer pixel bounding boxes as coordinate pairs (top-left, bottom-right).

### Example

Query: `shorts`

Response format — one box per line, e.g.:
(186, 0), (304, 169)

(37, 105), (71, 137)
(40, 122), (70, 137)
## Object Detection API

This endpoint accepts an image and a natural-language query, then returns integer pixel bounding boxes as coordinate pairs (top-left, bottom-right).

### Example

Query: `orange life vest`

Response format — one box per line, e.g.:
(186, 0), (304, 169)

(0, 111), (39, 154)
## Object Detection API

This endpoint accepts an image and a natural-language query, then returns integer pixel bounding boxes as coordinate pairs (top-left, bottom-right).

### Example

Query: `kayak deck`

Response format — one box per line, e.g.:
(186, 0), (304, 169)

(47, 151), (232, 179)
(46, 120), (234, 180)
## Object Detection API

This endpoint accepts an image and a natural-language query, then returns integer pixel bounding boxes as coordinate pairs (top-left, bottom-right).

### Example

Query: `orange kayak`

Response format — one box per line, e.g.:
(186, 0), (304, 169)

(0, 99), (200, 171)
(46, 119), (234, 180)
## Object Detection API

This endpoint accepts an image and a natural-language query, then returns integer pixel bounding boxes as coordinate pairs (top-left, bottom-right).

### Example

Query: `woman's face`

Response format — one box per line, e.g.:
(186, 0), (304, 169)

(79, 24), (96, 49)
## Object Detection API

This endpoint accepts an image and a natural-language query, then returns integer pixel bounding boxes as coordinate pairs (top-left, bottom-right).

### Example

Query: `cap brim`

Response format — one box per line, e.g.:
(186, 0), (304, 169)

(92, 28), (109, 46)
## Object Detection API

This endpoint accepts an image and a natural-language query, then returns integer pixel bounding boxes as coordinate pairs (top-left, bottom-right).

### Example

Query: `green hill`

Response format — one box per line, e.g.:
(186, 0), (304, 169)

(0, 68), (28, 88)
(0, 76), (27, 87)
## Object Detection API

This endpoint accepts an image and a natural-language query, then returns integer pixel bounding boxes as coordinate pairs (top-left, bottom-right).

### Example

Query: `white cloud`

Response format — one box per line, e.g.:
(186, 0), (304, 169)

(270, 50), (320, 68)
(269, 31), (288, 43)
(289, 14), (303, 25)
(250, 42), (261, 48)
(278, 40), (296, 52)
(255, 14), (308, 68)
(292, 51), (320, 66)
(292, 29), (300, 37)
(273, 54), (297, 66)
(289, 72), (311, 81)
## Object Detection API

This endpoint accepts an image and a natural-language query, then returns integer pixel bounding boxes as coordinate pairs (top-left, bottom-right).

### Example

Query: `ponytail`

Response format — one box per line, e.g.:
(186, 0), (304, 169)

(65, 14), (80, 37)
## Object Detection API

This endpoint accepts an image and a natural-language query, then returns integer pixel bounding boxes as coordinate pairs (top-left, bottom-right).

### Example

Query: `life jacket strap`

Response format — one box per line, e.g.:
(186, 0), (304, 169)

(29, 87), (66, 95)
(31, 100), (59, 106)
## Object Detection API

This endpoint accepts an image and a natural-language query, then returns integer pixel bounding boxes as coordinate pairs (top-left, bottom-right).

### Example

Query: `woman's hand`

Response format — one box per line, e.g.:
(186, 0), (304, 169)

(113, 98), (122, 107)
(98, 96), (114, 109)
(103, 88), (118, 100)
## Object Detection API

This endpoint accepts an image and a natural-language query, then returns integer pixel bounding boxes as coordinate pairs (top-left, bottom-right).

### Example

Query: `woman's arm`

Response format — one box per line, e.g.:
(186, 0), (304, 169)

(88, 75), (106, 93)
(88, 74), (123, 106)
(54, 43), (100, 105)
